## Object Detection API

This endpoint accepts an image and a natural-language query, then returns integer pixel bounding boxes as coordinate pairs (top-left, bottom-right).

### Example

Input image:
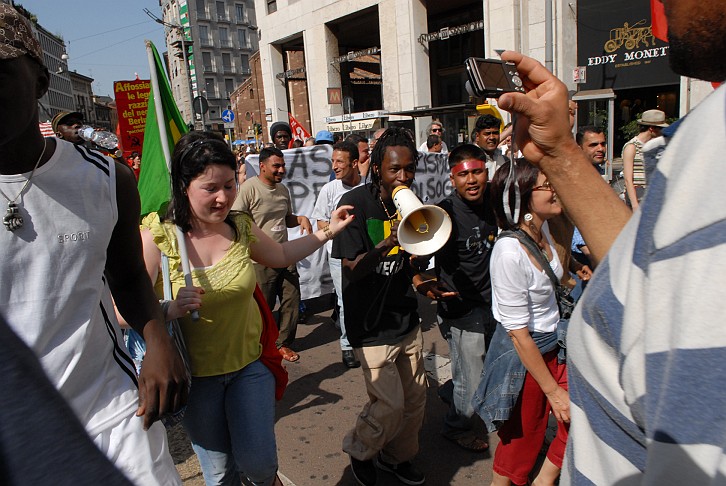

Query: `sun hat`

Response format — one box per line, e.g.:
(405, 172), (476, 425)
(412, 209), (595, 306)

(51, 111), (84, 133)
(637, 109), (669, 128)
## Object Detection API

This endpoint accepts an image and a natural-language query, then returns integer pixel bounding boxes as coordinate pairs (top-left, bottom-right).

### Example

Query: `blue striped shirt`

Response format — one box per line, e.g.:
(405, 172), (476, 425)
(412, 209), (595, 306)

(563, 85), (726, 484)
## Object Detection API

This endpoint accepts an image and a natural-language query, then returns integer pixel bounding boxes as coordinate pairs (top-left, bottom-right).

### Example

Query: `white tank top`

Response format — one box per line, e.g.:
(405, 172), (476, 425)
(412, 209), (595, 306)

(0, 140), (138, 435)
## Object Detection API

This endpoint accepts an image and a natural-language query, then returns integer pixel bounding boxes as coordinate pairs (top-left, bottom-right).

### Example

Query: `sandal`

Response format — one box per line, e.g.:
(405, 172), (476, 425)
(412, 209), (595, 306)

(446, 435), (489, 452)
(279, 346), (300, 362)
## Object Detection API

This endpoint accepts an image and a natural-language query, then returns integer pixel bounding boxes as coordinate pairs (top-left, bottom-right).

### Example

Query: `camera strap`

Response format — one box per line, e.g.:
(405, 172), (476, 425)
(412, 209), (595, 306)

(503, 113), (521, 227)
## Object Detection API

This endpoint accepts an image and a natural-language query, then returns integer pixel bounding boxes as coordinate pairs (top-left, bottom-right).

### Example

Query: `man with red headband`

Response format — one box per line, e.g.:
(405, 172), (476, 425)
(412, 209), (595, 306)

(413, 144), (498, 452)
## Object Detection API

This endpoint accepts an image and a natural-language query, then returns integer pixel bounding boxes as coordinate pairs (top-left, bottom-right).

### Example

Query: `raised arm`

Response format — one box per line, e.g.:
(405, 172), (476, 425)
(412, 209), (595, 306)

(251, 205), (354, 268)
(497, 51), (632, 266)
(105, 161), (188, 429)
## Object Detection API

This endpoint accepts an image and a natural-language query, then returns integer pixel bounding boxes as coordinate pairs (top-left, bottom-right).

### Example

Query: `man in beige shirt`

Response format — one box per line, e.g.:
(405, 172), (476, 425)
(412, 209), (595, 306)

(233, 147), (312, 362)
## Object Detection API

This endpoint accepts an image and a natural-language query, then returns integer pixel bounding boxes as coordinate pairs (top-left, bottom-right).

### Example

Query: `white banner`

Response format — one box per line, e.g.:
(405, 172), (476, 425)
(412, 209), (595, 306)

(245, 146), (450, 299)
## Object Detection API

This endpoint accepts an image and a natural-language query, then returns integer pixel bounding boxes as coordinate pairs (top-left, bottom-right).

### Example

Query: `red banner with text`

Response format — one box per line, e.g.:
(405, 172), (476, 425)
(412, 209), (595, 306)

(114, 78), (151, 159)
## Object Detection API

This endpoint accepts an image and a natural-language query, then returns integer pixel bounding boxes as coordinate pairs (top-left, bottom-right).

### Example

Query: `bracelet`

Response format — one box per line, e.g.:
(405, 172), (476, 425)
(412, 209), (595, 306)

(160, 300), (171, 322)
(323, 226), (334, 241)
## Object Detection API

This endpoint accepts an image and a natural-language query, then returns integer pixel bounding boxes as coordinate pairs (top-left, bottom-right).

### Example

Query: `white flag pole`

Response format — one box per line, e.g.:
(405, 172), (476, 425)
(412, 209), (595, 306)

(145, 40), (199, 321)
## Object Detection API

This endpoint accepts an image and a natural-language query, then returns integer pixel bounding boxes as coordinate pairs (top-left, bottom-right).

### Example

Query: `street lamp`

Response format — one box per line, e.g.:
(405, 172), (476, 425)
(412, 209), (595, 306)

(56, 52), (69, 74)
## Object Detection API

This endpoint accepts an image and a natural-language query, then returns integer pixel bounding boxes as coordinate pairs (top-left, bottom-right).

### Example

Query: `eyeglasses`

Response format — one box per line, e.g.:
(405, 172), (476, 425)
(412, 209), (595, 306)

(431, 128), (442, 133)
(533, 181), (554, 191)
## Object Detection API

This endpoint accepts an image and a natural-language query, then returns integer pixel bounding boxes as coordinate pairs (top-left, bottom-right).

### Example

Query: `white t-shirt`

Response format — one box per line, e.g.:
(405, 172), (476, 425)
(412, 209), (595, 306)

(311, 178), (363, 253)
(418, 140), (449, 154)
(490, 221), (562, 333)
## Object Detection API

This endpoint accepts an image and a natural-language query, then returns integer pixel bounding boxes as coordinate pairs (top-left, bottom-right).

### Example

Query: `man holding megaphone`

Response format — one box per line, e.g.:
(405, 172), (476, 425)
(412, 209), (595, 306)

(333, 128), (427, 486)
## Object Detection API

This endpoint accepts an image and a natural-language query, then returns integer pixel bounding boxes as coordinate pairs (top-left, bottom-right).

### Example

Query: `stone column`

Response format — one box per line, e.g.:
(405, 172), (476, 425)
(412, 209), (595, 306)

(378, 0), (430, 138)
(304, 24), (342, 133)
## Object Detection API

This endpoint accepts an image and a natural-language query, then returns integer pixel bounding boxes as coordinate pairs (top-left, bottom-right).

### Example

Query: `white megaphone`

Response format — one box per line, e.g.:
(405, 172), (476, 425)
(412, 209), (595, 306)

(392, 186), (452, 256)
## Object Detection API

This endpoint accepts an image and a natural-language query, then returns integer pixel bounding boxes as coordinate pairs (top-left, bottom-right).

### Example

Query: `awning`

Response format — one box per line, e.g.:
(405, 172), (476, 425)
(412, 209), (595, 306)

(232, 139), (245, 145)
(326, 118), (381, 133)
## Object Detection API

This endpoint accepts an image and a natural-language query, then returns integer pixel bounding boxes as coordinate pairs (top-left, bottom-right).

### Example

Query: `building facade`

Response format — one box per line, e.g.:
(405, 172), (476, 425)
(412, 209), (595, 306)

(69, 71), (96, 126)
(230, 50), (268, 146)
(160, 0), (259, 134)
(253, 0), (713, 154)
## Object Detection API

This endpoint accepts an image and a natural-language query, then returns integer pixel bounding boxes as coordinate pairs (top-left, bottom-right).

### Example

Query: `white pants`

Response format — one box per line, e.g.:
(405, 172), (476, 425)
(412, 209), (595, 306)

(91, 412), (181, 485)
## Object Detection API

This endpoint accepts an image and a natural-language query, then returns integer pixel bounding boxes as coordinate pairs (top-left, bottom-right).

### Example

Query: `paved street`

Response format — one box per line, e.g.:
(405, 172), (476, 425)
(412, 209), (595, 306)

(171, 295), (497, 485)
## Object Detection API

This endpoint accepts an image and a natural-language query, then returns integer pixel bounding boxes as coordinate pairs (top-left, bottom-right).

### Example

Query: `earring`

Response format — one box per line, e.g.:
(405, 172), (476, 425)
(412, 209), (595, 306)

(524, 213), (533, 222)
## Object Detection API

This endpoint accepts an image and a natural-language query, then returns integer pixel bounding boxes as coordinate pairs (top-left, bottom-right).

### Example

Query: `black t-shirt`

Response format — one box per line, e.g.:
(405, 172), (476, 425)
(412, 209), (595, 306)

(435, 191), (498, 324)
(332, 185), (419, 347)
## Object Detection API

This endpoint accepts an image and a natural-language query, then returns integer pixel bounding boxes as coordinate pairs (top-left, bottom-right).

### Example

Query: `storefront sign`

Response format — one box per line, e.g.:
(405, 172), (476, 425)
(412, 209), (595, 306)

(324, 110), (387, 124)
(327, 87), (342, 105)
(275, 66), (306, 80)
(577, 0), (679, 90)
(326, 119), (378, 133)
(418, 20), (484, 46)
(330, 47), (380, 65)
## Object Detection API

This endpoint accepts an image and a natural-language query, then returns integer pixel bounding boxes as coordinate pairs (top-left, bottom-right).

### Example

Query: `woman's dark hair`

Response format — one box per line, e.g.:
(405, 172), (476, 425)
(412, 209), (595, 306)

(368, 126), (419, 189)
(165, 131), (239, 239)
(489, 158), (540, 230)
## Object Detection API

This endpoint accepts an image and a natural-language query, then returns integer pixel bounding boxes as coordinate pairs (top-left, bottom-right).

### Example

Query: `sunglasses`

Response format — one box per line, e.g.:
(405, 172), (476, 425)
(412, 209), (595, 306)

(431, 128), (442, 132)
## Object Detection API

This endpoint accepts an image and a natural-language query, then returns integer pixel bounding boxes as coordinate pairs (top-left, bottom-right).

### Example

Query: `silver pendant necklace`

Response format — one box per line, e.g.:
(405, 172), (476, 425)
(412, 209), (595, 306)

(0, 137), (47, 232)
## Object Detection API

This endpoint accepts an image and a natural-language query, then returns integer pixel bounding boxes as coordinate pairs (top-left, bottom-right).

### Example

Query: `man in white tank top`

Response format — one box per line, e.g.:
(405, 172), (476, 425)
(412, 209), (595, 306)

(0, 6), (187, 484)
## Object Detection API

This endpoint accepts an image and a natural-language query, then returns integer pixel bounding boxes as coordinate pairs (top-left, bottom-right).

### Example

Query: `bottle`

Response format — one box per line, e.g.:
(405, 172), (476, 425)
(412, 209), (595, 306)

(78, 125), (119, 150)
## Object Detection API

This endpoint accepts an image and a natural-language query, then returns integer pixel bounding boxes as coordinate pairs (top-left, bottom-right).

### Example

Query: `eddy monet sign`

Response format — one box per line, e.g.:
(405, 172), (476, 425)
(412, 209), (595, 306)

(577, 0), (679, 90)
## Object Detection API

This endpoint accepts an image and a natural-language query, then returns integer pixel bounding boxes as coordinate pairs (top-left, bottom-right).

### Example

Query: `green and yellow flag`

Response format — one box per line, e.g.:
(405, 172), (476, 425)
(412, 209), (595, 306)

(138, 41), (189, 216)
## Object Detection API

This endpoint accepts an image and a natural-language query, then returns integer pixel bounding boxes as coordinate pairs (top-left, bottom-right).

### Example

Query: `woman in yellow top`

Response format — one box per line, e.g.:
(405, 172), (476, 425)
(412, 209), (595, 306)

(140, 131), (353, 486)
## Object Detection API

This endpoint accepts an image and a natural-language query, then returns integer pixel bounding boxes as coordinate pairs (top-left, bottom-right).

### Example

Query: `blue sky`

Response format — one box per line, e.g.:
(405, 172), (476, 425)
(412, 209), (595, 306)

(18, 0), (168, 97)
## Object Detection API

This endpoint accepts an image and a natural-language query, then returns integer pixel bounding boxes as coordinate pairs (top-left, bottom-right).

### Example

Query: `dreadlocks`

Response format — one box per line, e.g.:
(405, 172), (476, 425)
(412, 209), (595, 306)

(368, 127), (420, 194)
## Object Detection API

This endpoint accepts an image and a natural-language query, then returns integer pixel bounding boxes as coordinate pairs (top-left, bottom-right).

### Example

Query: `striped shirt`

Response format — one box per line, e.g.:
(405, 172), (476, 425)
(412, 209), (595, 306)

(623, 136), (646, 186)
(563, 86), (726, 484)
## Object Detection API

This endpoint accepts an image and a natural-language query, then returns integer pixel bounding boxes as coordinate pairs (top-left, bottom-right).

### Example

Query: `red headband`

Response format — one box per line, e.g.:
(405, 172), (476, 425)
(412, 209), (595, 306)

(451, 160), (484, 175)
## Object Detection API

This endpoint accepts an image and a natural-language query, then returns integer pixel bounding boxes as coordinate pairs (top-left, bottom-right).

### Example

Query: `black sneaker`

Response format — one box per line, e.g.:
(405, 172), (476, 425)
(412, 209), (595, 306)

(350, 455), (377, 486)
(342, 349), (361, 368)
(375, 455), (425, 485)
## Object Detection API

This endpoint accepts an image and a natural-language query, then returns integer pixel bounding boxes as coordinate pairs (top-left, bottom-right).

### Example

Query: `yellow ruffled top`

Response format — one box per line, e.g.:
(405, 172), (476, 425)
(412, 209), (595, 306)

(141, 211), (263, 377)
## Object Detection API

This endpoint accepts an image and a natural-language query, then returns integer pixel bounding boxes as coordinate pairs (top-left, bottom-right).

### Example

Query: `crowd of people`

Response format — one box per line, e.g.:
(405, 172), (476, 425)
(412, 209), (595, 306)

(3, 1), (726, 485)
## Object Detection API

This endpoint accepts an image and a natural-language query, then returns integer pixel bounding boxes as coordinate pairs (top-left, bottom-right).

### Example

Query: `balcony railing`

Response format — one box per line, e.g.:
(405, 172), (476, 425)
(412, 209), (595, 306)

(220, 39), (232, 48)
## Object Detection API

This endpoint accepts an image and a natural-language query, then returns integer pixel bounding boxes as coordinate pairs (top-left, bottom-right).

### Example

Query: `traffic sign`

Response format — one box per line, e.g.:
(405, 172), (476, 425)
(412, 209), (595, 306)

(193, 96), (209, 115)
(222, 109), (235, 123)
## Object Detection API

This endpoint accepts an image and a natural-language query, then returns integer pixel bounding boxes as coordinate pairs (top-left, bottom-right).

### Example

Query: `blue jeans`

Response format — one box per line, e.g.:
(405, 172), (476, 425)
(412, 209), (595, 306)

(329, 256), (351, 350)
(124, 328), (146, 375)
(182, 360), (278, 486)
(439, 308), (488, 439)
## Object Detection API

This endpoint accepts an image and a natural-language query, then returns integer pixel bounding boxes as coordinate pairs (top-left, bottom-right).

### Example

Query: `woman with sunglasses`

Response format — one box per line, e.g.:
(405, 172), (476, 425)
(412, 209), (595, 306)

(417, 121), (449, 154)
(474, 159), (569, 486)
(139, 131), (353, 486)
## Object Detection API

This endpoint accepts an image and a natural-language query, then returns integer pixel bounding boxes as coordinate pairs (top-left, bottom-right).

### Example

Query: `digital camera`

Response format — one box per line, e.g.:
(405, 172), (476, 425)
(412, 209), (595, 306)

(465, 58), (525, 98)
